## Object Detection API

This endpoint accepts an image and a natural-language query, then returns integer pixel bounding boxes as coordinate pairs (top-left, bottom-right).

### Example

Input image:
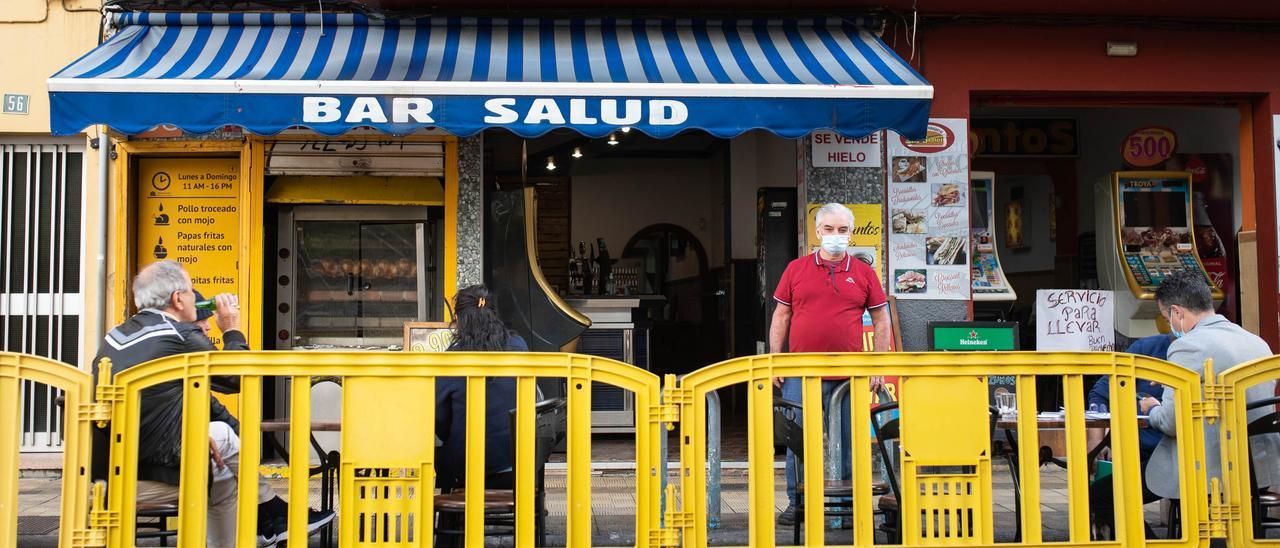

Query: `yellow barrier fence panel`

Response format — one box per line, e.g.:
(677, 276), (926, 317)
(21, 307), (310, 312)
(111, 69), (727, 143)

(177, 356), (213, 546)
(0, 352), (96, 548)
(567, 355), (595, 548)
(1014, 374), (1042, 544)
(287, 375), (312, 548)
(1063, 374), (1092, 541)
(514, 377), (537, 548)
(235, 375), (263, 548)
(1108, 355), (1145, 546)
(899, 375), (990, 546)
(0, 363), (19, 547)
(801, 376), (825, 547)
(673, 351), (1213, 548)
(99, 350), (662, 548)
(1217, 354), (1280, 548)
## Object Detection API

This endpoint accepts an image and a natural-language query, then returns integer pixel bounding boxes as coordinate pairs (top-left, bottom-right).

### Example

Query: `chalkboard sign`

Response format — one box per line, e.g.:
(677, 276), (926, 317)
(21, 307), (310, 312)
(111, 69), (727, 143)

(403, 322), (454, 352)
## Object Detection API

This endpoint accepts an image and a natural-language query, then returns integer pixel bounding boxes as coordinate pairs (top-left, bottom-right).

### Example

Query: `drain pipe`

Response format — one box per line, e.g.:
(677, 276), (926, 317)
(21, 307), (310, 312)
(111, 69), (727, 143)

(96, 128), (109, 342)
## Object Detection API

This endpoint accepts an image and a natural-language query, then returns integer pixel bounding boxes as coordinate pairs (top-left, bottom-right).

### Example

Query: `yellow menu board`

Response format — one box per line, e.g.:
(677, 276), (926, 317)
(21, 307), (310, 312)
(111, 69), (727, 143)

(136, 158), (241, 347)
(805, 203), (885, 282)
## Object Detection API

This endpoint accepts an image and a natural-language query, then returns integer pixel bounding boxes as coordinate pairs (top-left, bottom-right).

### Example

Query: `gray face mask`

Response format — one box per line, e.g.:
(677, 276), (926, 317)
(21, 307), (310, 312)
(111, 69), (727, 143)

(820, 234), (850, 255)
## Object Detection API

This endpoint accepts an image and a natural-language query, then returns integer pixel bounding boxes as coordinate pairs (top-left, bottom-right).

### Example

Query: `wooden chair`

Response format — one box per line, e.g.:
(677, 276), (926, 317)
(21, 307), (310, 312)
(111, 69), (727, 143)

(433, 397), (567, 547)
(774, 397), (889, 544)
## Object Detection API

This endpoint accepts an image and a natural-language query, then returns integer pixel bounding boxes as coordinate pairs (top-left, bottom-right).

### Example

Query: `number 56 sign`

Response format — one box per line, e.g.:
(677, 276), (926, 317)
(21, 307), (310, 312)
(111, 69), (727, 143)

(1122, 126), (1177, 168)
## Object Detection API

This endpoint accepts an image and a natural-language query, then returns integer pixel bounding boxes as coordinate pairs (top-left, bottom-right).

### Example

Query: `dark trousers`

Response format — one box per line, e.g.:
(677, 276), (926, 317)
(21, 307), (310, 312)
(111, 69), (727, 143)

(1089, 447), (1160, 539)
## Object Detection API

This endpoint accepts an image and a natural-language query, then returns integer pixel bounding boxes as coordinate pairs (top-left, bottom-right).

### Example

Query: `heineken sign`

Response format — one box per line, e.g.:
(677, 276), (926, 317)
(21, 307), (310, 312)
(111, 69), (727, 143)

(928, 322), (1019, 351)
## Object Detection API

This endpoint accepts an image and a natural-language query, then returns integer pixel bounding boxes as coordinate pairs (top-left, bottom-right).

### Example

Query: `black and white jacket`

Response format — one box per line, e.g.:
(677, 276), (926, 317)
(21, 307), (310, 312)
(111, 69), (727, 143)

(91, 309), (247, 485)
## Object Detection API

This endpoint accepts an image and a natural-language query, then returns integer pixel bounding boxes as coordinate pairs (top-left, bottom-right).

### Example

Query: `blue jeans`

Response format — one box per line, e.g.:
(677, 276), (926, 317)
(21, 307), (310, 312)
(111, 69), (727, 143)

(782, 378), (853, 506)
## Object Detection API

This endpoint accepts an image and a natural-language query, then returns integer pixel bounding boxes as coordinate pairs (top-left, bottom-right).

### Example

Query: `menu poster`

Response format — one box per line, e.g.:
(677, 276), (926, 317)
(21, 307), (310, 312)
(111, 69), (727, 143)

(136, 158), (240, 347)
(1035, 289), (1116, 351)
(805, 203), (884, 282)
(887, 119), (971, 300)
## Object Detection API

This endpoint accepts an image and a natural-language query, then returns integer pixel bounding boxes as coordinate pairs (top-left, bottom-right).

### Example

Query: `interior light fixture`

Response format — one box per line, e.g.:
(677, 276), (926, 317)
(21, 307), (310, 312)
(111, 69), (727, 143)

(1106, 41), (1138, 57)
(572, 147), (583, 158)
(607, 133), (619, 145)
(545, 156), (557, 171)
(620, 126), (632, 133)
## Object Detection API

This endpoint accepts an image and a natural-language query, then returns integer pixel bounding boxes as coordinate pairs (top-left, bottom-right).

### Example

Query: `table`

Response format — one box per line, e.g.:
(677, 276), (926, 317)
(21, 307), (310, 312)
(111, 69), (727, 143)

(996, 415), (1152, 542)
(260, 419), (340, 548)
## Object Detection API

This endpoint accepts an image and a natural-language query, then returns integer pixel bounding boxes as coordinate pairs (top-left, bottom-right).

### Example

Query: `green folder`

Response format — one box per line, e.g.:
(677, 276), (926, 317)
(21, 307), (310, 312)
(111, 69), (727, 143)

(1092, 460), (1112, 485)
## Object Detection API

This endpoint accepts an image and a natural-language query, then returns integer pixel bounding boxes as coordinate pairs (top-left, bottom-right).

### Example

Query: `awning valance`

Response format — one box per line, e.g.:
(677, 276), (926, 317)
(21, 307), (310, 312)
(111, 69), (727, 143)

(49, 13), (932, 138)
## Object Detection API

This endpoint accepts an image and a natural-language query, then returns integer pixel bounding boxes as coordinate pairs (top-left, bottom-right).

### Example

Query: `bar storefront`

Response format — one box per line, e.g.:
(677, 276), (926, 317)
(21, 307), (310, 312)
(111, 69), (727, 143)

(49, 12), (932, 429)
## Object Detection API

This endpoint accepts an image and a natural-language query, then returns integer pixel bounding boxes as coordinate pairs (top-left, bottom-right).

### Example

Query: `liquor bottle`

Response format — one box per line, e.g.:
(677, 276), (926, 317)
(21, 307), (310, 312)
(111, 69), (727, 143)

(596, 238), (612, 296)
(588, 243), (598, 294)
(194, 299), (217, 311)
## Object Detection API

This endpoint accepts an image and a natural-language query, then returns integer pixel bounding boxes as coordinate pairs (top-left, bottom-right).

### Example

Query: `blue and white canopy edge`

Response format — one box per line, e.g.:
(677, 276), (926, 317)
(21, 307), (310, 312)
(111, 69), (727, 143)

(49, 13), (932, 139)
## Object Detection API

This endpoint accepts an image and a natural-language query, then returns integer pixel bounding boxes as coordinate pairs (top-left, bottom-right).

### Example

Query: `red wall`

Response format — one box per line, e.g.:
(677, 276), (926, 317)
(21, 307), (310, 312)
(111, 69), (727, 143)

(910, 23), (1280, 347)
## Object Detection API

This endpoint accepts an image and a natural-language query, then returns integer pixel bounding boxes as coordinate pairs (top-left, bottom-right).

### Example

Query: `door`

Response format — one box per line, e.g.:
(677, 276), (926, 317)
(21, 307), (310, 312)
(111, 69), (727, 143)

(280, 206), (440, 350)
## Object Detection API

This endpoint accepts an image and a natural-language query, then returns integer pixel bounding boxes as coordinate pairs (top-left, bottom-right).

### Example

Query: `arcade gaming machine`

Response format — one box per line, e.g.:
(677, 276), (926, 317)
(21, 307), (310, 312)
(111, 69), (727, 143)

(970, 172), (1017, 303)
(1095, 171), (1224, 338)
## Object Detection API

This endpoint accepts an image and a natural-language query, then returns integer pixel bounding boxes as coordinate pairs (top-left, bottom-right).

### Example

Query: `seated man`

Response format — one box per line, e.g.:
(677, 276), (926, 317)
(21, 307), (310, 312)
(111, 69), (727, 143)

(1088, 333), (1171, 538)
(1140, 272), (1280, 514)
(93, 260), (333, 547)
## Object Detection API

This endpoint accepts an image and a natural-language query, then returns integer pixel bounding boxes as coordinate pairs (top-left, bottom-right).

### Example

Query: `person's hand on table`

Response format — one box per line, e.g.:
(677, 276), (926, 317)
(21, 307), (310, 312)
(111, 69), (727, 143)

(1138, 396), (1160, 414)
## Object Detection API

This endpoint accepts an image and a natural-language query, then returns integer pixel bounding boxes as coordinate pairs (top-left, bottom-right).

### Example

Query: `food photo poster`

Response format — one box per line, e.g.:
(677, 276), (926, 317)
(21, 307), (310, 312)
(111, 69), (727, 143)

(886, 118), (972, 300)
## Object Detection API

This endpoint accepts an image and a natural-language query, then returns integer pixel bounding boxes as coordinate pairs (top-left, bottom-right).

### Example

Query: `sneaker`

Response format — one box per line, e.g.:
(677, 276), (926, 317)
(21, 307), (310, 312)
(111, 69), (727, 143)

(777, 504), (797, 526)
(257, 514), (286, 547)
(273, 509), (337, 543)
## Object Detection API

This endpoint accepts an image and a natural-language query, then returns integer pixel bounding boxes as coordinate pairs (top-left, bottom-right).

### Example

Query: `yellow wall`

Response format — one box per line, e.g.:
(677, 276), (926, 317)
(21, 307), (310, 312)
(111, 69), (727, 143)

(109, 136), (459, 350)
(0, 0), (101, 134)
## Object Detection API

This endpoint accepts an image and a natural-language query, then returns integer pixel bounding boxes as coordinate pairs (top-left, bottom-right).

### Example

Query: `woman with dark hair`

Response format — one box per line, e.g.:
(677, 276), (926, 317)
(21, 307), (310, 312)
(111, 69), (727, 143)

(434, 285), (527, 494)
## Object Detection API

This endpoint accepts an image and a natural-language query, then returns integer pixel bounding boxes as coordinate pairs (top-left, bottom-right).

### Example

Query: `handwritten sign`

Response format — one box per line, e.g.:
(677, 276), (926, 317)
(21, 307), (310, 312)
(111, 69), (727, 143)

(404, 322), (455, 352)
(886, 118), (971, 300)
(1035, 290), (1115, 351)
(812, 130), (883, 168)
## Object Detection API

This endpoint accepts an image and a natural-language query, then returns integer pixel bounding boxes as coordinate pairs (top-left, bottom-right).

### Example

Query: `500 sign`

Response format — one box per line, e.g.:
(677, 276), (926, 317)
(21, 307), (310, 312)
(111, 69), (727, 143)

(1122, 126), (1177, 168)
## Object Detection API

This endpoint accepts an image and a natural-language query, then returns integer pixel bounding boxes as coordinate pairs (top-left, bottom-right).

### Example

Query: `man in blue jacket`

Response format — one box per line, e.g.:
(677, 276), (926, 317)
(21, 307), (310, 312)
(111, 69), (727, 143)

(1088, 333), (1171, 538)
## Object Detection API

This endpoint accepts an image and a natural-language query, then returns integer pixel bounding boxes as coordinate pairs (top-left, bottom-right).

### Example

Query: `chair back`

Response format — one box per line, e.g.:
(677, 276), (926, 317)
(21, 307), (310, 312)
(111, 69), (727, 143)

(871, 402), (901, 502)
(508, 397), (569, 490)
(772, 397), (807, 462)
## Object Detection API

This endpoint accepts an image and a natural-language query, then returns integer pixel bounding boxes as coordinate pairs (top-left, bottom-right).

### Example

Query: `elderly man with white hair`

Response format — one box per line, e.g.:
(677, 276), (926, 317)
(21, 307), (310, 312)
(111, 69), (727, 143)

(770, 202), (891, 527)
(92, 260), (333, 547)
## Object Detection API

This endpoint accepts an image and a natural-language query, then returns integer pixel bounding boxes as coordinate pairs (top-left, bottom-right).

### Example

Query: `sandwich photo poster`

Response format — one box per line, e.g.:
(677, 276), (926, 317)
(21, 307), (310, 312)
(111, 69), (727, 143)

(887, 118), (972, 300)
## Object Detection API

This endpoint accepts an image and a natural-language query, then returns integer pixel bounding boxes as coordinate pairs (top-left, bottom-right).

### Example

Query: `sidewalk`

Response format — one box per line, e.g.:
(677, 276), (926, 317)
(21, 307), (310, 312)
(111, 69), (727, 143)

(17, 459), (1168, 546)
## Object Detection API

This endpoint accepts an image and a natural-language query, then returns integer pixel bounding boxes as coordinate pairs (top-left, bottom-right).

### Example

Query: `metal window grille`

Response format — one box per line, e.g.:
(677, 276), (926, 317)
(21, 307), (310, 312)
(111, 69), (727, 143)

(0, 140), (85, 452)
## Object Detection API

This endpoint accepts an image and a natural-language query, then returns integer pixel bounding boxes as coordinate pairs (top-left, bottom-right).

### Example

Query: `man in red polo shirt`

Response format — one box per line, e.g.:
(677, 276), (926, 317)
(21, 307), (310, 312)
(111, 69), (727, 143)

(770, 202), (891, 526)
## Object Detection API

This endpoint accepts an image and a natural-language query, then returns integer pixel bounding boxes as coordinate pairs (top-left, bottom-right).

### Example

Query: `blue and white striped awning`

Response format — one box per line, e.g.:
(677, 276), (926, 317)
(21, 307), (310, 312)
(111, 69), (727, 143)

(49, 13), (931, 138)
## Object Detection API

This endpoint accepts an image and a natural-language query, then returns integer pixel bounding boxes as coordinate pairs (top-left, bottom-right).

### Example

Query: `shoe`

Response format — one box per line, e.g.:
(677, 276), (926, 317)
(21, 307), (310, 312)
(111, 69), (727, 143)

(778, 504), (797, 526)
(274, 509), (337, 543)
(257, 514), (286, 547)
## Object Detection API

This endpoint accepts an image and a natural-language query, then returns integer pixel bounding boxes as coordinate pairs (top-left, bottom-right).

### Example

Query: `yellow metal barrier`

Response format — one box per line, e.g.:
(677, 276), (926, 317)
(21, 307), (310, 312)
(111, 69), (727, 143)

(6, 348), (1274, 547)
(1216, 355), (1280, 547)
(671, 351), (1214, 548)
(95, 351), (664, 548)
(0, 352), (96, 548)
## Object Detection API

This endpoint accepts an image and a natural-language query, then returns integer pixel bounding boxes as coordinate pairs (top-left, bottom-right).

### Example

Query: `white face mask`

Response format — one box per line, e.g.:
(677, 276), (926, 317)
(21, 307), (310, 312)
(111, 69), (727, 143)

(820, 234), (850, 255)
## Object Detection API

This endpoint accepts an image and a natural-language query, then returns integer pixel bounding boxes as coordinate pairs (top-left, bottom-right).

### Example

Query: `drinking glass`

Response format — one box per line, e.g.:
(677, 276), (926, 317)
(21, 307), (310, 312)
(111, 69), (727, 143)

(998, 393), (1017, 419)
